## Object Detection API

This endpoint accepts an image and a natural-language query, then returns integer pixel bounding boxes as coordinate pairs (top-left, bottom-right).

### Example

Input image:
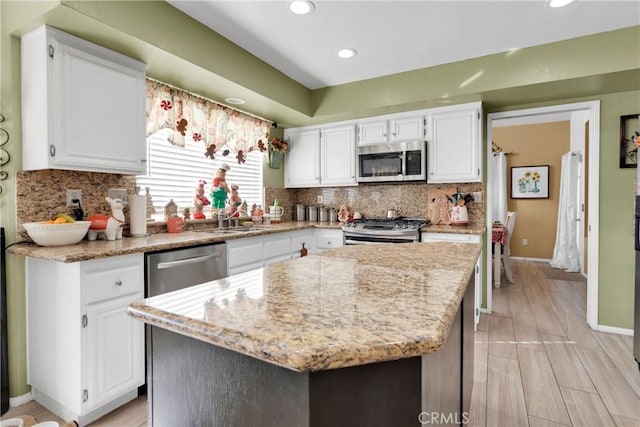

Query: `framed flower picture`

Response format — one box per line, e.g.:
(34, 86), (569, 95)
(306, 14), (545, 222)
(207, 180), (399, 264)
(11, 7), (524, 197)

(620, 114), (639, 168)
(511, 165), (549, 199)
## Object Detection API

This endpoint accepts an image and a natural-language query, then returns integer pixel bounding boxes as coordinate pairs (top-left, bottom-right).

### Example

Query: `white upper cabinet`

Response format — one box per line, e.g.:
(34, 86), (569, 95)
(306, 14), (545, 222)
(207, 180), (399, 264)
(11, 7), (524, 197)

(358, 119), (389, 145)
(426, 102), (482, 183)
(321, 124), (356, 186)
(285, 124), (356, 187)
(357, 113), (425, 145)
(21, 26), (147, 175)
(284, 128), (321, 187)
(390, 114), (425, 142)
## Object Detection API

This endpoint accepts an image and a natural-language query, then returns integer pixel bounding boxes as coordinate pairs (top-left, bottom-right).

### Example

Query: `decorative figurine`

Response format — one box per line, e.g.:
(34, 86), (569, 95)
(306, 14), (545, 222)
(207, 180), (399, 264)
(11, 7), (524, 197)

(164, 198), (178, 220)
(145, 186), (156, 220)
(428, 194), (453, 225)
(211, 163), (231, 209)
(228, 184), (242, 216)
(338, 205), (349, 224)
(183, 207), (191, 220)
(87, 197), (125, 241)
(193, 179), (210, 219)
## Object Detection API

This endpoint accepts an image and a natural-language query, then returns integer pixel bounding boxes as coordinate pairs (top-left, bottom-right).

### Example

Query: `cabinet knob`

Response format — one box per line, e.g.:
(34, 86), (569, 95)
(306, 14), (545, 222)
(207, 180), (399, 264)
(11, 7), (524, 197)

(114, 280), (123, 286)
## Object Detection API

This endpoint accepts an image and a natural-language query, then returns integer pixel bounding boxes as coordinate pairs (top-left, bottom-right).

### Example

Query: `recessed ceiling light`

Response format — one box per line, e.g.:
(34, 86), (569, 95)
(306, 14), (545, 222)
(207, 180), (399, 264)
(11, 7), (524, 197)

(337, 48), (357, 59)
(549, 0), (576, 7)
(225, 97), (246, 105)
(288, 0), (314, 15)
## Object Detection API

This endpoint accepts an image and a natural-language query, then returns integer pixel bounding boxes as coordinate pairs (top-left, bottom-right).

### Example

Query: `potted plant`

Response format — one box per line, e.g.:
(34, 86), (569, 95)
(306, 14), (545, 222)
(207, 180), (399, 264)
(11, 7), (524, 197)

(267, 138), (288, 169)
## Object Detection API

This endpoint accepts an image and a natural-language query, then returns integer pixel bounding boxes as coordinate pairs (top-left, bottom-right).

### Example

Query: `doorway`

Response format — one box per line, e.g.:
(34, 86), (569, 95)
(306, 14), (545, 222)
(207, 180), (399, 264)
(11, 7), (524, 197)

(485, 101), (600, 329)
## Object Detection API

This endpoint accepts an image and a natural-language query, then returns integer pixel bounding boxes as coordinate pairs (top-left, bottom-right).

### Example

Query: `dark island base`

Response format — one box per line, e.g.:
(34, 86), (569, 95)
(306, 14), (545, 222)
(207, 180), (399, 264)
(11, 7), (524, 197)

(147, 277), (474, 427)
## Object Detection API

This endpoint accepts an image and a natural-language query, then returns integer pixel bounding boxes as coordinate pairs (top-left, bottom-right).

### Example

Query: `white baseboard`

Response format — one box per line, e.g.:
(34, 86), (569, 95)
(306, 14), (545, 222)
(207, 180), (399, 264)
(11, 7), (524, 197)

(595, 324), (634, 336)
(510, 256), (552, 263)
(10, 391), (33, 407)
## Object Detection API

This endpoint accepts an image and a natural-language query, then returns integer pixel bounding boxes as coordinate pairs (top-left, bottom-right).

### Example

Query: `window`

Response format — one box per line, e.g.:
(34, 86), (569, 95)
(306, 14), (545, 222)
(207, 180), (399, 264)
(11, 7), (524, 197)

(137, 128), (263, 219)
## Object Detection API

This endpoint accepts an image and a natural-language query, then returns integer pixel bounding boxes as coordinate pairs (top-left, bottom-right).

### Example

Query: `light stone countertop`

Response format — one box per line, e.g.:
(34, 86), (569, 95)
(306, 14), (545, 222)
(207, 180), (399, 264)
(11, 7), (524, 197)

(8, 220), (484, 262)
(128, 242), (481, 372)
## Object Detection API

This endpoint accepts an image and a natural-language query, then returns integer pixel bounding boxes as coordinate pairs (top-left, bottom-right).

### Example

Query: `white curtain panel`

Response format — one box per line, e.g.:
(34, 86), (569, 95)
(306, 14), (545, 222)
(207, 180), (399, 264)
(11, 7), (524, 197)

(491, 153), (508, 224)
(550, 152), (581, 272)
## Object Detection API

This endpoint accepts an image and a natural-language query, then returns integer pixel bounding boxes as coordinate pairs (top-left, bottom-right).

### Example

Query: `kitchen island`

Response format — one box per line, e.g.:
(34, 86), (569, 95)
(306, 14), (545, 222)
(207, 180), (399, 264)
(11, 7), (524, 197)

(128, 242), (480, 427)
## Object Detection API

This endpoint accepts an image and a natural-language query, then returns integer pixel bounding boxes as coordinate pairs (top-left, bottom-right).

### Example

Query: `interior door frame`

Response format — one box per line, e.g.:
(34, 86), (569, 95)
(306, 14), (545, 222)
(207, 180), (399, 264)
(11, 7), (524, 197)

(485, 100), (600, 329)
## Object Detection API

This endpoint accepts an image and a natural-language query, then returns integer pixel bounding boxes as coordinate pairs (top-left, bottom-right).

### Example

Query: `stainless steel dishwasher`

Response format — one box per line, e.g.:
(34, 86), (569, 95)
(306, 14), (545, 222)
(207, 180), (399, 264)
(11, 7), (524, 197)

(145, 243), (227, 297)
(143, 243), (227, 401)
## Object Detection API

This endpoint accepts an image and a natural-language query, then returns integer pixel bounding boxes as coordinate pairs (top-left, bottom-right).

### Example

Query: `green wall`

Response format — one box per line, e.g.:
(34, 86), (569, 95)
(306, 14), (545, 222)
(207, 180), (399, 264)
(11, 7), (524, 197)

(596, 91), (639, 328)
(1, 6), (29, 397)
(1, 0), (639, 399)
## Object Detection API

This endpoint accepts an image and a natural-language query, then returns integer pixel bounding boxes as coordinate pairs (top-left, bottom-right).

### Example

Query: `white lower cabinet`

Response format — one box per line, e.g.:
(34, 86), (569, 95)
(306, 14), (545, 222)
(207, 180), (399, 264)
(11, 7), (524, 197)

(227, 230), (317, 275)
(291, 231), (314, 259)
(26, 253), (144, 426)
(421, 232), (482, 330)
(314, 229), (344, 253)
(227, 237), (265, 276)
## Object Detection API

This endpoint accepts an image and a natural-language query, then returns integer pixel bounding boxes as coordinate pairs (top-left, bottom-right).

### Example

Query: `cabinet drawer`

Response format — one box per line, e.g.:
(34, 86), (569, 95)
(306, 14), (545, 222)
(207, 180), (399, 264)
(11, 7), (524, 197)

(228, 242), (264, 269)
(315, 229), (344, 250)
(421, 232), (481, 243)
(264, 237), (291, 259)
(83, 256), (143, 304)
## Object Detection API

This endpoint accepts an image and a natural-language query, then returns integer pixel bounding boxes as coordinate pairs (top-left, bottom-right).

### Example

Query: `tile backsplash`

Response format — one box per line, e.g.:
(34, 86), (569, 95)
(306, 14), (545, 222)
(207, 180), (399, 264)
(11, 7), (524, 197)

(16, 170), (137, 240)
(16, 170), (484, 240)
(266, 182), (484, 225)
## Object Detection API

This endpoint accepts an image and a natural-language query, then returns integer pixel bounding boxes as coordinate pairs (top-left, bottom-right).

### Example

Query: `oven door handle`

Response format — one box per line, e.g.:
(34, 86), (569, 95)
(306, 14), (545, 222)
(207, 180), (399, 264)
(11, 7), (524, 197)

(344, 239), (389, 245)
(157, 253), (222, 270)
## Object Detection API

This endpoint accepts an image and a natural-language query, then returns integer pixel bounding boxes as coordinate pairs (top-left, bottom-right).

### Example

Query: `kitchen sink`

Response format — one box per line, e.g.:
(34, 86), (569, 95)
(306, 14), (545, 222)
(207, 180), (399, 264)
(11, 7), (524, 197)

(200, 227), (266, 234)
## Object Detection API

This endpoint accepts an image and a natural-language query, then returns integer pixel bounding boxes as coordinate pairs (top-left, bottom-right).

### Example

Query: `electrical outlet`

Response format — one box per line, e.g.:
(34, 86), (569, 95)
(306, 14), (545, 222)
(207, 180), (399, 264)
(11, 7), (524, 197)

(107, 188), (127, 201)
(473, 191), (483, 203)
(317, 195), (323, 204)
(522, 238), (528, 246)
(66, 189), (82, 207)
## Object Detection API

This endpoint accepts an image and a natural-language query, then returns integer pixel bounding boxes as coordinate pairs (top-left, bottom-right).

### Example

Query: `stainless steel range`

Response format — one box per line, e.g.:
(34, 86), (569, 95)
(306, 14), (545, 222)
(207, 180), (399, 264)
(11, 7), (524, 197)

(342, 217), (430, 245)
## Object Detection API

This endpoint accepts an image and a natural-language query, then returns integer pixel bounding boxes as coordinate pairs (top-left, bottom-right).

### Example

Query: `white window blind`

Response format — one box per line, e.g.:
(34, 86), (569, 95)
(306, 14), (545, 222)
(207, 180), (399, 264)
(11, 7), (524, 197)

(137, 128), (263, 217)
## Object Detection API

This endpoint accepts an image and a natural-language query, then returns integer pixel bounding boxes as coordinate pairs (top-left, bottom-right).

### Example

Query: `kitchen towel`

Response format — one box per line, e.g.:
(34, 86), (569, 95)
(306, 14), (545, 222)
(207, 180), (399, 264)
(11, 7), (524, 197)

(129, 194), (147, 237)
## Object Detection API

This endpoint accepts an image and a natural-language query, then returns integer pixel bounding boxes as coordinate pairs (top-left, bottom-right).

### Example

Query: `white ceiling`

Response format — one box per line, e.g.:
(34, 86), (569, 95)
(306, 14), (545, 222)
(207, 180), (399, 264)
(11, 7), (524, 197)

(167, 0), (640, 90)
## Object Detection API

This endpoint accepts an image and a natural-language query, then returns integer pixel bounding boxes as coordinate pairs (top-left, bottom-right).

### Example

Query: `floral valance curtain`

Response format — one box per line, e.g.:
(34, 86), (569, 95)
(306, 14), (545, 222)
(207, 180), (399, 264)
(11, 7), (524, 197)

(145, 79), (271, 163)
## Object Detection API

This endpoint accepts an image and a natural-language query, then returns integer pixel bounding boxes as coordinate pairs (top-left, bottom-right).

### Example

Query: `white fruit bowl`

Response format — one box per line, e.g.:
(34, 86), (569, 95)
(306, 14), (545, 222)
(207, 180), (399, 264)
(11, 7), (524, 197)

(23, 221), (92, 246)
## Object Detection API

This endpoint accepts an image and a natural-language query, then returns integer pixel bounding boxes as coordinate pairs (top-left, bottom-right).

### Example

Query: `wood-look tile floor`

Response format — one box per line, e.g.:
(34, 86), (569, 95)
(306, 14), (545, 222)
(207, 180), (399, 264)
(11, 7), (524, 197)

(470, 260), (640, 427)
(3, 260), (639, 426)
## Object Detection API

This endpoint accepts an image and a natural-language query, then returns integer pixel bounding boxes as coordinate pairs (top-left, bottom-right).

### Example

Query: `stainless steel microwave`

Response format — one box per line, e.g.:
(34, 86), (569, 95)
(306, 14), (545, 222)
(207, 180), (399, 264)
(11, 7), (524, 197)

(356, 140), (427, 183)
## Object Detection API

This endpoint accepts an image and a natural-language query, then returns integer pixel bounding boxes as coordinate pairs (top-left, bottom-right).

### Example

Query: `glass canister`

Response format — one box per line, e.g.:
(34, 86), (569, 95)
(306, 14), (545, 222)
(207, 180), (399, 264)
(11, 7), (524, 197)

(306, 205), (318, 222)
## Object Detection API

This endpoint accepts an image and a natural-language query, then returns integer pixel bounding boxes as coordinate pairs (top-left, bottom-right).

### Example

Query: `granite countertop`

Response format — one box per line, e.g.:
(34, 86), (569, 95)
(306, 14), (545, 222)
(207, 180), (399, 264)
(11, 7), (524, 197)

(424, 223), (485, 235)
(128, 242), (481, 372)
(8, 220), (484, 262)
(7, 222), (338, 262)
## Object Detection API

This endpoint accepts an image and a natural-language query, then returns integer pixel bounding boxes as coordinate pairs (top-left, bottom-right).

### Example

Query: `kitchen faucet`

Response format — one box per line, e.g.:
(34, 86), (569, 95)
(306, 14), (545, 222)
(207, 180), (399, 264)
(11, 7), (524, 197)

(218, 210), (249, 228)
